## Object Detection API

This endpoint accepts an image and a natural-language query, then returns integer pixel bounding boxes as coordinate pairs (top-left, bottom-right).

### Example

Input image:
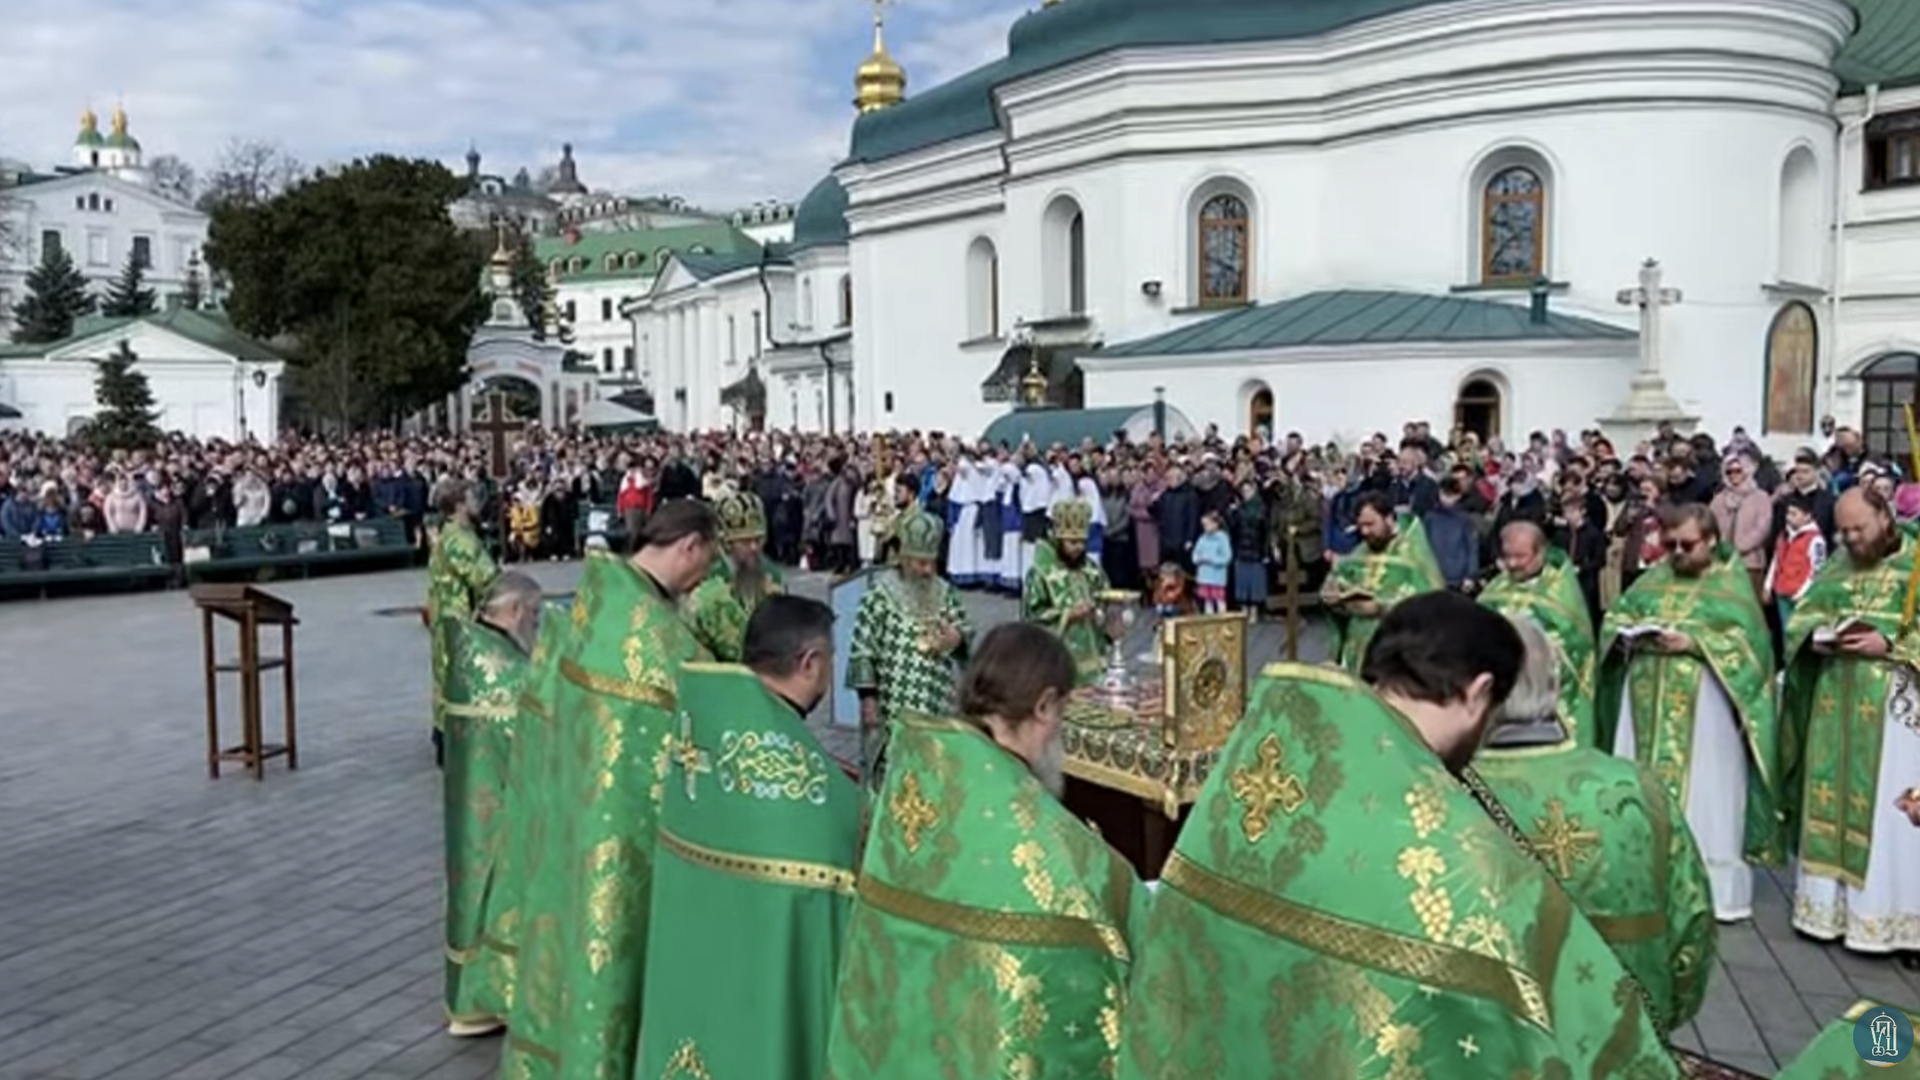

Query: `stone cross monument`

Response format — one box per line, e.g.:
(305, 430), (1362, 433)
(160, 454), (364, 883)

(1599, 258), (1698, 447)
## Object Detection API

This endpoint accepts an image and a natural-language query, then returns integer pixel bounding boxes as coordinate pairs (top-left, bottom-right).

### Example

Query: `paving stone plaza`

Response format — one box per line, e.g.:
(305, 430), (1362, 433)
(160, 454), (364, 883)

(2, 564), (1917, 1079)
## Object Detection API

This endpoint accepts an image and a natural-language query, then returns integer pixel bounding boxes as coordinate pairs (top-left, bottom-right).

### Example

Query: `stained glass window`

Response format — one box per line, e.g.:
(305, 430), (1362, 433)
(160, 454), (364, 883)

(1481, 167), (1544, 282)
(1198, 194), (1250, 306)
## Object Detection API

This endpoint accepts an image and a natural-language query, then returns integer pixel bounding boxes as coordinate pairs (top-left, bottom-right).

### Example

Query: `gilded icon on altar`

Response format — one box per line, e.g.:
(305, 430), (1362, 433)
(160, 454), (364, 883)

(1159, 613), (1248, 751)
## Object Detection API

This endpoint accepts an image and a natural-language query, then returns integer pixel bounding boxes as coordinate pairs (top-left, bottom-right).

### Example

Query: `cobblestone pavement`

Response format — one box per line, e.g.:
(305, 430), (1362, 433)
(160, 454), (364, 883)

(0, 564), (1913, 1079)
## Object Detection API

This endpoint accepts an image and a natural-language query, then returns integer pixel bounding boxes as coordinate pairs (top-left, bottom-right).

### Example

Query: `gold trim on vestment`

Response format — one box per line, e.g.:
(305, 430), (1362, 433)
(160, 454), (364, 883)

(856, 873), (1131, 962)
(657, 828), (856, 897)
(1161, 852), (1556, 1031)
(1588, 910), (1667, 944)
(679, 661), (753, 675)
(507, 1034), (560, 1065)
(444, 942), (478, 964)
(559, 657), (677, 710)
(1061, 754), (1196, 819)
(439, 701), (518, 722)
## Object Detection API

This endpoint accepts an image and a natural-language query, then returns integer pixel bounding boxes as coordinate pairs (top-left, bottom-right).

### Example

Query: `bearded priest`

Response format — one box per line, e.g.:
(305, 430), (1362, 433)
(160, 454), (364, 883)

(683, 491), (785, 663)
(1784, 487), (1920, 958)
(1478, 520), (1598, 743)
(1320, 490), (1444, 673)
(427, 478), (499, 766)
(498, 500), (717, 1080)
(1597, 503), (1781, 925)
(1023, 498), (1113, 684)
(827, 623), (1147, 1080)
(639, 596), (862, 1080)
(1477, 614), (1715, 1034)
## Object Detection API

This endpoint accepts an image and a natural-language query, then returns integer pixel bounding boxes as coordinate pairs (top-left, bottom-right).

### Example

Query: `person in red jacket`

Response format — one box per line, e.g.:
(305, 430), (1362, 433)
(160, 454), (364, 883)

(1764, 491), (1826, 626)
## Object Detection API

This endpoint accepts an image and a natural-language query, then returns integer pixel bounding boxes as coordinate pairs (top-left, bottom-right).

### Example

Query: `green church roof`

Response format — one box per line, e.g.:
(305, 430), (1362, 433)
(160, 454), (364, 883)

(1097, 289), (1633, 358)
(790, 175), (848, 251)
(0, 309), (287, 362)
(850, 0), (1916, 164)
(534, 222), (756, 283)
(981, 404), (1157, 448)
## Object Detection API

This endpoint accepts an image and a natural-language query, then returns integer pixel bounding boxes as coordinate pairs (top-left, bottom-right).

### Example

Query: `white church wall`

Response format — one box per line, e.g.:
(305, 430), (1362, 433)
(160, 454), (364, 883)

(634, 270), (795, 433)
(1827, 87), (1920, 441)
(557, 277), (647, 377)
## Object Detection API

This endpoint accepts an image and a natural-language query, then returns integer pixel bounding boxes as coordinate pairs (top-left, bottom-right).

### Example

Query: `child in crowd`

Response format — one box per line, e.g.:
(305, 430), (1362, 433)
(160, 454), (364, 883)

(1152, 562), (1192, 618)
(1192, 511), (1232, 615)
(1766, 492), (1826, 625)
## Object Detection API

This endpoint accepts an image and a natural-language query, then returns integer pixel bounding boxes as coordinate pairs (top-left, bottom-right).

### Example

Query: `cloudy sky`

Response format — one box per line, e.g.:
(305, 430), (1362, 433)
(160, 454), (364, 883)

(0, 0), (1030, 210)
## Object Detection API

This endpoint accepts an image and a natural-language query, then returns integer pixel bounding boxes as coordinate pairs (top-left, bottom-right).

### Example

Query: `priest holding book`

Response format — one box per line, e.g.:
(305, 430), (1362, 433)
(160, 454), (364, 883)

(1596, 503), (1780, 924)
(1478, 520), (1598, 743)
(1319, 491), (1443, 673)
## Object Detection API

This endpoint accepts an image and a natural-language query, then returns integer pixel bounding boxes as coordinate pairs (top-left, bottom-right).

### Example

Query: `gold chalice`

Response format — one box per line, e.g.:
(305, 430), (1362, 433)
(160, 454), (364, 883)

(1095, 589), (1141, 705)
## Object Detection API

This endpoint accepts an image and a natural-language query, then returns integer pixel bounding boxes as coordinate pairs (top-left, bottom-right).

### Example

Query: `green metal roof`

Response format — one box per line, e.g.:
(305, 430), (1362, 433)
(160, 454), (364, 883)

(1838, 0), (1920, 91)
(1098, 290), (1633, 358)
(677, 246), (786, 280)
(981, 404), (1155, 448)
(790, 175), (848, 251)
(535, 222), (756, 283)
(0, 309), (288, 362)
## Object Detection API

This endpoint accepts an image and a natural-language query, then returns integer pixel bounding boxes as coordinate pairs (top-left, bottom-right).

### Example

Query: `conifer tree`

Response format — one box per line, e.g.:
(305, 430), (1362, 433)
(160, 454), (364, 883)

(101, 250), (158, 318)
(87, 340), (163, 452)
(10, 248), (96, 343)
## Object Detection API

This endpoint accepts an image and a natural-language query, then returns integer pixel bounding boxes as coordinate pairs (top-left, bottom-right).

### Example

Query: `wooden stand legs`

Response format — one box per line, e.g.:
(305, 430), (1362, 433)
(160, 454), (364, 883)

(201, 605), (299, 780)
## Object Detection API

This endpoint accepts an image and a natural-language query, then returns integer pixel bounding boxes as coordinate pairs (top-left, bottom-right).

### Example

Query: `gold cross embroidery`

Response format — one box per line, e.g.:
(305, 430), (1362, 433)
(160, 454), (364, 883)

(661, 1039), (712, 1080)
(1531, 799), (1600, 879)
(1811, 781), (1836, 812)
(890, 771), (940, 853)
(1229, 733), (1307, 844)
(670, 711), (711, 800)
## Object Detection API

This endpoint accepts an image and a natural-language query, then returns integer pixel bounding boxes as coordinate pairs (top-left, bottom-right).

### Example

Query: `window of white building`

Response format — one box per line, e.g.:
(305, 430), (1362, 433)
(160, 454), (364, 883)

(966, 237), (999, 338)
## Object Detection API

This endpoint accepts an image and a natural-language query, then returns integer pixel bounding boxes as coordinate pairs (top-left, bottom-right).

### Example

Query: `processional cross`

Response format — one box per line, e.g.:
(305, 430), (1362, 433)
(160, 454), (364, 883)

(1615, 258), (1682, 380)
(669, 710), (712, 800)
(473, 390), (526, 481)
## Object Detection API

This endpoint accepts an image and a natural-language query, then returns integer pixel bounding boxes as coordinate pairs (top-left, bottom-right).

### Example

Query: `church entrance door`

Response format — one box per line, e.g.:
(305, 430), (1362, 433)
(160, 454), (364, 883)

(1453, 377), (1502, 444)
(1248, 386), (1274, 441)
(1860, 353), (1920, 459)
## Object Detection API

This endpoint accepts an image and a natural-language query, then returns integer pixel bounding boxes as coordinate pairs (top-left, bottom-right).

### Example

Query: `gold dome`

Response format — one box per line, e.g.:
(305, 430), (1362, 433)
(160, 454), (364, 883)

(111, 103), (129, 136)
(81, 106), (98, 131)
(853, 7), (906, 114)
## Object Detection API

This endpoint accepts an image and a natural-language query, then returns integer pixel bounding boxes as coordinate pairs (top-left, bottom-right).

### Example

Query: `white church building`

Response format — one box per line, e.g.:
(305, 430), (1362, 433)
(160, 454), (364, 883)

(817, 0), (1920, 456)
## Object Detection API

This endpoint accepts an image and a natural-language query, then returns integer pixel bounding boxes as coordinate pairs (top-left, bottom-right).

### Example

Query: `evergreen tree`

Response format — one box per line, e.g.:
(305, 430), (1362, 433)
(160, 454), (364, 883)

(101, 250), (158, 318)
(10, 248), (96, 343)
(506, 238), (548, 339)
(87, 340), (163, 452)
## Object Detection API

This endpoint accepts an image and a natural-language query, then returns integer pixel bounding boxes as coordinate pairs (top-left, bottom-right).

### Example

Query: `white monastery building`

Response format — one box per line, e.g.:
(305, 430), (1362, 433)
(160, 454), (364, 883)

(806, 0), (1920, 454)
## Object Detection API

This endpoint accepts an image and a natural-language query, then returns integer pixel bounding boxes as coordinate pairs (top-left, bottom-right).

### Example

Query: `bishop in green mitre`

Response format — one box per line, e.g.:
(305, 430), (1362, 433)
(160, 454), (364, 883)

(1121, 593), (1690, 1080)
(498, 500), (718, 1080)
(428, 478), (499, 764)
(1477, 614), (1714, 1034)
(829, 623), (1148, 1080)
(1320, 490), (1443, 673)
(1022, 497), (1113, 683)
(639, 596), (861, 1080)
(1783, 488), (1920, 955)
(847, 507), (972, 791)
(682, 490), (785, 663)
(439, 571), (543, 1037)
(1596, 503), (1781, 925)
(1479, 521), (1597, 743)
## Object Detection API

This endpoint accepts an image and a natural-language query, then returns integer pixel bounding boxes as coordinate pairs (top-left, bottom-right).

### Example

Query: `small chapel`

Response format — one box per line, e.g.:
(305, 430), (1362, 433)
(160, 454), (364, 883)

(819, 0), (1920, 454)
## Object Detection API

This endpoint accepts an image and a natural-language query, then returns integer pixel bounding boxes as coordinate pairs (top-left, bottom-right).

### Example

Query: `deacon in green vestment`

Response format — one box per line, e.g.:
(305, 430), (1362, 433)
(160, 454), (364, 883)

(440, 571), (542, 1036)
(682, 491), (786, 663)
(1597, 503), (1782, 924)
(829, 623), (1148, 1080)
(1022, 498), (1112, 683)
(1121, 593), (1690, 1080)
(1477, 614), (1715, 1034)
(639, 596), (862, 1080)
(1783, 488), (1920, 955)
(847, 508), (972, 791)
(499, 500), (718, 1080)
(1479, 521), (1598, 743)
(428, 479), (500, 756)
(1321, 490), (1444, 673)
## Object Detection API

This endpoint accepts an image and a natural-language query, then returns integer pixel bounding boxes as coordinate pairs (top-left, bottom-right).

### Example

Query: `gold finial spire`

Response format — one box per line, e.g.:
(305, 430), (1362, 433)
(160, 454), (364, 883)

(111, 101), (129, 136)
(80, 106), (99, 132)
(491, 221), (514, 266)
(853, 0), (906, 114)
(1019, 354), (1048, 407)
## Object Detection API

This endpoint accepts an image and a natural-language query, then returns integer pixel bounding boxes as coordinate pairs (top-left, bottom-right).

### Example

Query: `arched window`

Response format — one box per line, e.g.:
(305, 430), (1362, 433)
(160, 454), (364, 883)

(1068, 212), (1086, 314)
(568, 256), (585, 274)
(1042, 195), (1087, 317)
(623, 251), (640, 269)
(1778, 147), (1821, 285)
(801, 278), (814, 327)
(1247, 384), (1273, 440)
(1764, 302), (1818, 434)
(838, 275), (853, 327)
(549, 259), (562, 278)
(1197, 193), (1250, 307)
(966, 238), (1000, 339)
(604, 254), (619, 273)
(1453, 375), (1505, 442)
(1861, 352), (1920, 458)
(1480, 166), (1545, 283)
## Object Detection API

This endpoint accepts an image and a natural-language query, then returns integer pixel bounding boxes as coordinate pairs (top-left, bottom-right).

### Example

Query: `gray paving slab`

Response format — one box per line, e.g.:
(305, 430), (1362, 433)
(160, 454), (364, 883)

(0, 561), (1906, 1078)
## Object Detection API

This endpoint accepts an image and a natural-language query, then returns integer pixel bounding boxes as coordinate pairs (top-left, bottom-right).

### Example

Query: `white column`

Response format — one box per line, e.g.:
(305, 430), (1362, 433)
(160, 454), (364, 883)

(700, 300), (721, 431)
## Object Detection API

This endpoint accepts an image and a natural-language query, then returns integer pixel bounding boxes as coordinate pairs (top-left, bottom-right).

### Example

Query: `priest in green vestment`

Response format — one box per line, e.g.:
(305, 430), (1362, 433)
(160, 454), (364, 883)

(440, 571), (542, 1037)
(1596, 503), (1781, 925)
(682, 491), (785, 663)
(828, 623), (1148, 1080)
(428, 478), (499, 765)
(1477, 614), (1715, 1034)
(1783, 488), (1920, 955)
(1479, 521), (1598, 743)
(847, 508), (972, 790)
(1321, 490), (1444, 673)
(1121, 592), (1690, 1080)
(639, 595), (862, 1080)
(499, 499), (718, 1080)
(1022, 498), (1113, 683)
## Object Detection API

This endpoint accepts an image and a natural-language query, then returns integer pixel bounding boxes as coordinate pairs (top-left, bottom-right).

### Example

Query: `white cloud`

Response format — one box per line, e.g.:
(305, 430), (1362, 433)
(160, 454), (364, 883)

(0, 0), (1031, 210)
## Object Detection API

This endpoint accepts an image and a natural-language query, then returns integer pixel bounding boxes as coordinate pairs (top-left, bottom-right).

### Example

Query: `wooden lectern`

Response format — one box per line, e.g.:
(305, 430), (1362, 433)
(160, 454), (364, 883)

(190, 584), (299, 780)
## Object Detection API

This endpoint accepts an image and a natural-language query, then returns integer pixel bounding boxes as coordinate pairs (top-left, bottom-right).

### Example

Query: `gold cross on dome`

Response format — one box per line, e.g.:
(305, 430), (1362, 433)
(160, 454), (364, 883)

(890, 771), (940, 853)
(670, 711), (711, 800)
(1229, 733), (1307, 844)
(1530, 799), (1599, 879)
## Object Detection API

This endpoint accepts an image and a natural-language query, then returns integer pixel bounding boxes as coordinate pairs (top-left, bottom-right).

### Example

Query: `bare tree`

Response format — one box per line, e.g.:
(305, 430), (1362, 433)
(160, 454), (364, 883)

(197, 138), (304, 211)
(146, 154), (198, 207)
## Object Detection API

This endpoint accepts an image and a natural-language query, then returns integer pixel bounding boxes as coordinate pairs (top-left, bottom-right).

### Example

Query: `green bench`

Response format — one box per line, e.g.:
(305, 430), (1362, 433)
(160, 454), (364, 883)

(183, 516), (415, 582)
(0, 533), (171, 597)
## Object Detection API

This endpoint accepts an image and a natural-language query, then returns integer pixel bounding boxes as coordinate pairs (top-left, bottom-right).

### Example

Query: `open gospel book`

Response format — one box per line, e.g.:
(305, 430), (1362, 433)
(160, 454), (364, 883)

(1811, 617), (1874, 646)
(1614, 624), (1676, 642)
